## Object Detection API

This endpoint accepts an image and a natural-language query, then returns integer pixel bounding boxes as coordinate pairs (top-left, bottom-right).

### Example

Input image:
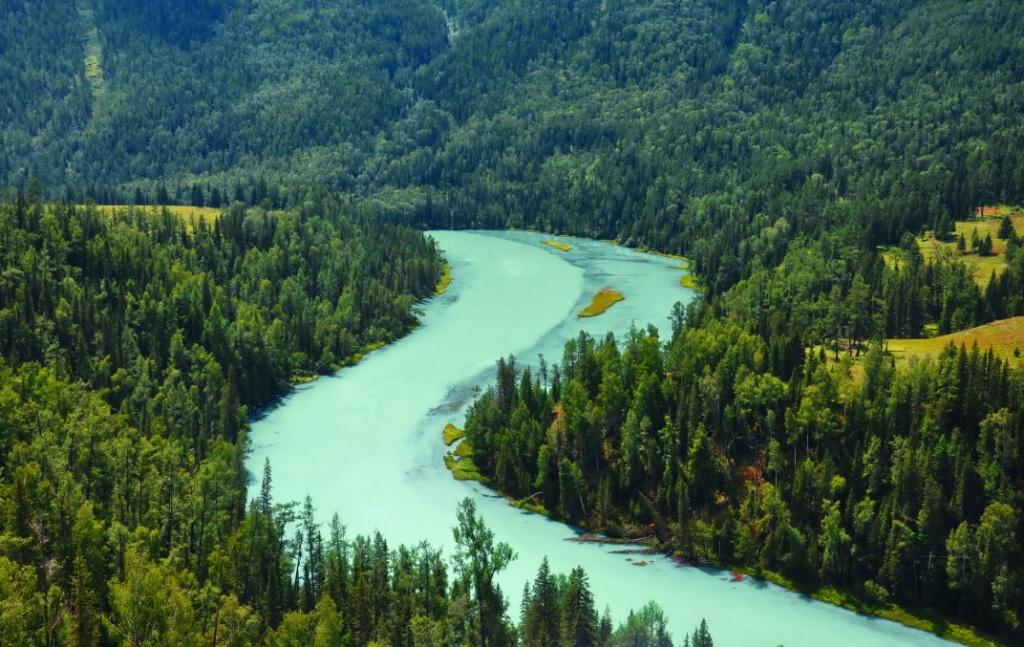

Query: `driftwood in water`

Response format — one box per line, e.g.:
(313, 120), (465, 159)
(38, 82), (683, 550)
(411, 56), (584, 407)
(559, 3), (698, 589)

(567, 533), (656, 546)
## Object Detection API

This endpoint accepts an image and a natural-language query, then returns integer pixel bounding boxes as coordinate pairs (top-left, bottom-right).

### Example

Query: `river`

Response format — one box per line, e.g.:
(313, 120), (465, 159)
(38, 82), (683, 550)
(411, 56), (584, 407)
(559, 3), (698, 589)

(248, 230), (952, 646)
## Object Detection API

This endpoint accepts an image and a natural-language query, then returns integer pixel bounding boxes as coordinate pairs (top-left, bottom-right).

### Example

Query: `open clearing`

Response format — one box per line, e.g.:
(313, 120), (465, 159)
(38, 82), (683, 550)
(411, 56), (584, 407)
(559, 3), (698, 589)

(886, 316), (1024, 365)
(88, 204), (224, 230)
(882, 206), (1024, 287)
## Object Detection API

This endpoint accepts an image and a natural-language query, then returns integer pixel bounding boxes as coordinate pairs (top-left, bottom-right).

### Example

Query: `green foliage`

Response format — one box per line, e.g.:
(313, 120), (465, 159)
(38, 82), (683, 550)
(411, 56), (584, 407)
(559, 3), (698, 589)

(5, 1), (1024, 305)
(452, 497), (516, 647)
(0, 195), (442, 411)
(0, 187), (488, 646)
(611, 602), (673, 647)
(997, 217), (1014, 240)
(466, 320), (1024, 640)
(4, 0), (1024, 643)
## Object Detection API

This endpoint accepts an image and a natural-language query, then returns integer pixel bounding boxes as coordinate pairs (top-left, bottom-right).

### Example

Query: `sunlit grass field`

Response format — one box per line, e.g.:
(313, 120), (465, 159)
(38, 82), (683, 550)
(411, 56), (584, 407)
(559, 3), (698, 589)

(89, 204), (224, 228)
(887, 316), (1024, 366)
(882, 205), (1024, 287)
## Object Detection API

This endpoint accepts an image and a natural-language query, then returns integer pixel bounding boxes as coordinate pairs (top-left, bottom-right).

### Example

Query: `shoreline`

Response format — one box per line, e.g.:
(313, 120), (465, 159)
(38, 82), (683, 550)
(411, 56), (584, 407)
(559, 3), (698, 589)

(257, 254), (454, 413)
(445, 469), (1000, 647)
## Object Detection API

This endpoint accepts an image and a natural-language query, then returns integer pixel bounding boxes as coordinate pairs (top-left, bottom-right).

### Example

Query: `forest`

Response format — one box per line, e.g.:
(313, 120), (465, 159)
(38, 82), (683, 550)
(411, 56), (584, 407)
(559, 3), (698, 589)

(463, 244), (1024, 641)
(0, 191), (713, 645)
(2, 0), (1023, 644)
(5, 1), (1024, 303)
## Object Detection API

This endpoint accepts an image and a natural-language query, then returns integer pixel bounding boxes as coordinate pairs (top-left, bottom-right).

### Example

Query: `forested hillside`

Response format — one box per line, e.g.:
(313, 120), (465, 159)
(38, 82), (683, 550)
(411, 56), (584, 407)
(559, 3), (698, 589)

(4, 1), (1024, 296)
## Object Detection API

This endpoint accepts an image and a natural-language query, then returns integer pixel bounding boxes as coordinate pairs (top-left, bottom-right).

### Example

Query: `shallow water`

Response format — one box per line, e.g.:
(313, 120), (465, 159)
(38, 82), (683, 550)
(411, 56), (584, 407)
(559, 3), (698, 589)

(248, 230), (951, 646)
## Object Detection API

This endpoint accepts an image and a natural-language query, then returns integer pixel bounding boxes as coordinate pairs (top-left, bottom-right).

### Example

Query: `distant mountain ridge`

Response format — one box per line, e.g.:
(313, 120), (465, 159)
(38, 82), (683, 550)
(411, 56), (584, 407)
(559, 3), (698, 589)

(3, 0), (1024, 293)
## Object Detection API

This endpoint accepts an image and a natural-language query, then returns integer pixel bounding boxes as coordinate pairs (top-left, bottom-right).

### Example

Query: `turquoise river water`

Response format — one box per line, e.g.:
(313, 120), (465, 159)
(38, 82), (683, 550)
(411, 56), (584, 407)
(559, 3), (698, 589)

(248, 230), (952, 646)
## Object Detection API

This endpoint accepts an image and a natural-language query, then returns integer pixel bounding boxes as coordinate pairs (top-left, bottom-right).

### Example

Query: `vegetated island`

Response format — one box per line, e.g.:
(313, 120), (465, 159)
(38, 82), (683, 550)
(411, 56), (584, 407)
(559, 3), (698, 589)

(543, 239), (573, 252)
(442, 424), (484, 482)
(442, 422), (464, 446)
(578, 288), (624, 317)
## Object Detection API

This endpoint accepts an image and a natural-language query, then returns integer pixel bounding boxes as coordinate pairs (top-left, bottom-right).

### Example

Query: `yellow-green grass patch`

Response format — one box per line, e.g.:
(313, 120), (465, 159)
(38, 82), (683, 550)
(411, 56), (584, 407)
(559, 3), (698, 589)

(435, 263), (453, 296)
(879, 246), (904, 270)
(442, 423), (464, 446)
(955, 220), (1010, 255)
(578, 288), (625, 318)
(680, 274), (700, 290)
(887, 316), (1024, 366)
(88, 204), (224, 231)
(912, 234), (1007, 287)
(543, 240), (573, 252)
(962, 254), (1009, 287)
(453, 440), (473, 458)
(347, 341), (386, 366)
(511, 497), (550, 516)
(289, 371), (321, 385)
(77, 1), (106, 103)
(444, 440), (486, 483)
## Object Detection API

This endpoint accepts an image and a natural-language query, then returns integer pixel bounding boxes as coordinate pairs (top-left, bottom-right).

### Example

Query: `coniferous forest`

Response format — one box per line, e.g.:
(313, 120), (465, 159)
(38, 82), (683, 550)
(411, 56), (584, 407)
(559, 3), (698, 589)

(2, 0), (1024, 645)
(0, 192), (715, 644)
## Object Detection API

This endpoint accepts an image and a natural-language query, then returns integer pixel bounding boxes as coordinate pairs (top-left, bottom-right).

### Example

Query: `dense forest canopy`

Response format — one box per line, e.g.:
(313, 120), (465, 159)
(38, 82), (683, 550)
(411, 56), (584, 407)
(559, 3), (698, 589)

(3, 1), (1023, 292)
(3, 0), (1024, 644)
(465, 322), (1023, 640)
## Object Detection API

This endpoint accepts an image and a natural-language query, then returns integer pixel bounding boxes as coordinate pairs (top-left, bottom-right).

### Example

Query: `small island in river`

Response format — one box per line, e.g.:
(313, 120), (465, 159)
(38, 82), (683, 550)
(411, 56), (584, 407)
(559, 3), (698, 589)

(543, 239), (573, 252)
(578, 287), (625, 317)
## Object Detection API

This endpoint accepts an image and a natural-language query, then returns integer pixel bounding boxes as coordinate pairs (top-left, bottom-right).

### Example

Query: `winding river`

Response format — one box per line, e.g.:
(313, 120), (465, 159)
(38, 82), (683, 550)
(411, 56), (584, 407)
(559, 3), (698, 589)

(248, 230), (952, 646)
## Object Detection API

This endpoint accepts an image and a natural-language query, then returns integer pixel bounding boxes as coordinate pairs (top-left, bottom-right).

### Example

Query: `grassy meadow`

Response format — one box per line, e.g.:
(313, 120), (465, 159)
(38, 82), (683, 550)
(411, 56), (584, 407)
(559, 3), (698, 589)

(85, 204), (224, 232)
(883, 205), (1024, 287)
(886, 316), (1024, 366)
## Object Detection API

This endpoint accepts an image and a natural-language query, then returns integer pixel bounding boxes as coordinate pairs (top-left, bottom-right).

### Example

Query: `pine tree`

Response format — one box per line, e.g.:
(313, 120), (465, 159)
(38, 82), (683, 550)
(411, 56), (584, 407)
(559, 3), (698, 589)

(522, 558), (560, 647)
(561, 567), (598, 647)
(978, 233), (994, 256)
(998, 215), (1013, 239)
(691, 619), (713, 647)
(452, 498), (515, 647)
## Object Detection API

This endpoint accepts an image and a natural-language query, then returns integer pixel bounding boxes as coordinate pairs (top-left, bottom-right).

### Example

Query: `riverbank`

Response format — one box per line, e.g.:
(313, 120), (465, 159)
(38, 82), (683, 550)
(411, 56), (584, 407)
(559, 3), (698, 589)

(291, 260), (453, 389)
(453, 475), (999, 647)
(435, 262), (453, 296)
(747, 569), (1003, 647)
